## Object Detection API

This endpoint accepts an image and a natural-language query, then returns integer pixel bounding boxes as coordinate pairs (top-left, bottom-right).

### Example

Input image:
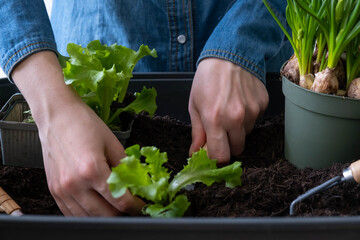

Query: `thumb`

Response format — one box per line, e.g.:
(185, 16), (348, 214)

(189, 110), (207, 156)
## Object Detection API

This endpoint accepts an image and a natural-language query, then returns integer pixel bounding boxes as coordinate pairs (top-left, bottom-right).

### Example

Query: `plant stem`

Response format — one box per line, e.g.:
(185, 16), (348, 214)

(262, 0), (299, 60)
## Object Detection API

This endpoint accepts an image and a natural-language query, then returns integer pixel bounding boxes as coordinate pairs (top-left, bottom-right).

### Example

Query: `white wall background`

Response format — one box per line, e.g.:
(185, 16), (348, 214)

(0, 0), (53, 78)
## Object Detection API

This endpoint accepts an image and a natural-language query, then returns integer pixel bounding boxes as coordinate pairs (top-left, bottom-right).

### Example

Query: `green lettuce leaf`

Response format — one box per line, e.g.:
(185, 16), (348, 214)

(143, 195), (190, 218)
(60, 40), (158, 126)
(107, 145), (243, 218)
(107, 144), (169, 204)
(106, 86), (157, 125)
(168, 149), (243, 200)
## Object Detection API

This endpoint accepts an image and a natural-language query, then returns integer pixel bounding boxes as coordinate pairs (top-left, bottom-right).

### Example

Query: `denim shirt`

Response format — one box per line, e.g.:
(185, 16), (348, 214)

(0, 0), (292, 84)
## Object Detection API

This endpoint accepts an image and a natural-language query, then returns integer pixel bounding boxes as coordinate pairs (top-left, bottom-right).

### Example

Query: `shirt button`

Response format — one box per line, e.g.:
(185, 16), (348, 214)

(177, 35), (187, 44)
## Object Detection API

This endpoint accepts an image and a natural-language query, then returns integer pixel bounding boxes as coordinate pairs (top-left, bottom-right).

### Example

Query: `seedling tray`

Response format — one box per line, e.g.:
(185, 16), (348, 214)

(2, 73), (359, 239)
(0, 94), (42, 168)
(0, 77), (19, 109)
(0, 94), (131, 168)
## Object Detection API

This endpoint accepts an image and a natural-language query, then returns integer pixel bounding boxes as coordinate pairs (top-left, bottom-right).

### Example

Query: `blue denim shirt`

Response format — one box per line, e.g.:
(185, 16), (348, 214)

(0, 0), (292, 84)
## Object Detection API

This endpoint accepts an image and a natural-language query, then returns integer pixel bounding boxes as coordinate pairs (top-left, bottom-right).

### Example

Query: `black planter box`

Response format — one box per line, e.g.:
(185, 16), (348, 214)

(1, 73), (359, 240)
(0, 73), (283, 168)
(0, 72), (283, 123)
(128, 72), (284, 124)
(0, 216), (359, 240)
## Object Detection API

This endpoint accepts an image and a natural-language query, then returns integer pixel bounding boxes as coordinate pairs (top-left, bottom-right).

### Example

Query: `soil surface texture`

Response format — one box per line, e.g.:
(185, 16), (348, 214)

(1, 113), (360, 217)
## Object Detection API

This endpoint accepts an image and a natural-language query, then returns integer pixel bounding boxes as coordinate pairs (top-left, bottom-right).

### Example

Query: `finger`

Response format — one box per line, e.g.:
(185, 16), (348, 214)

(52, 190), (89, 216)
(227, 125), (246, 157)
(205, 125), (230, 164)
(51, 195), (72, 216)
(105, 133), (126, 168)
(74, 189), (122, 217)
(99, 184), (145, 216)
(92, 163), (145, 216)
(189, 107), (207, 156)
(111, 190), (145, 216)
(243, 102), (260, 135)
(42, 152), (83, 216)
(48, 152), (117, 216)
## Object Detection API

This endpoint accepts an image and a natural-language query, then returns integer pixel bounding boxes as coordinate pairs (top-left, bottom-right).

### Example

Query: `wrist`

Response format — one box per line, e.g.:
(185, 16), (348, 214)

(11, 51), (83, 125)
(198, 57), (263, 82)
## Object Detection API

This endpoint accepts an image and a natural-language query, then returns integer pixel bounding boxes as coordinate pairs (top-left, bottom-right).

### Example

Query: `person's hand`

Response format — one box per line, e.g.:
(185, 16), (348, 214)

(12, 51), (144, 216)
(188, 58), (269, 164)
(38, 96), (145, 216)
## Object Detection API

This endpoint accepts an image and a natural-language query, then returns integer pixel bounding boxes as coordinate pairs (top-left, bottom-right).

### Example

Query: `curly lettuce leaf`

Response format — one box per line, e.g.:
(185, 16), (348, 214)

(107, 145), (243, 218)
(107, 145), (169, 204)
(61, 40), (157, 125)
(106, 86), (157, 126)
(143, 195), (190, 218)
(168, 149), (243, 200)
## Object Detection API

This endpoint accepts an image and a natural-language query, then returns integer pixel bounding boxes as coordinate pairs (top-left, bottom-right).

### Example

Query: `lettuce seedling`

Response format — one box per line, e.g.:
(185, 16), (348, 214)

(107, 144), (243, 218)
(59, 40), (158, 129)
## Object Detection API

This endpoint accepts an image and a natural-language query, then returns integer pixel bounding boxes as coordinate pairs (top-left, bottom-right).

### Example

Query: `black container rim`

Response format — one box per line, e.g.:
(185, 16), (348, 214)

(1, 215), (360, 240)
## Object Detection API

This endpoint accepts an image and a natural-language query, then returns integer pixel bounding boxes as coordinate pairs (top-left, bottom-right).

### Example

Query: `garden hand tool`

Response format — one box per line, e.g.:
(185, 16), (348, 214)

(289, 159), (360, 216)
(0, 186), (23, 216)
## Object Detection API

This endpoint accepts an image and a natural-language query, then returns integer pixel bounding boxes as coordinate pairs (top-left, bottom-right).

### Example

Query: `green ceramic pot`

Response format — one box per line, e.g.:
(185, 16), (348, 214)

(282, 76), (360, 169)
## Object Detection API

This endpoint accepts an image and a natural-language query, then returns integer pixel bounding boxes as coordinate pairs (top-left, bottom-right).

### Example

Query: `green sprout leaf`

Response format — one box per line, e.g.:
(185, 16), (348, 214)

(108, 145), (169, 204)
(143, 195), (190, 218)
(168, 149), (242, 200)
(60, 40), (158, 126)
(107, 145), (243, 218)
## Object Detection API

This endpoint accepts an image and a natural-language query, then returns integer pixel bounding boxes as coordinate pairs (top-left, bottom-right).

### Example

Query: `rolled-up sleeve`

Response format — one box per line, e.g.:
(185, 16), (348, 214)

(197, 0), (288, 84)
(0, 0), (57, 79)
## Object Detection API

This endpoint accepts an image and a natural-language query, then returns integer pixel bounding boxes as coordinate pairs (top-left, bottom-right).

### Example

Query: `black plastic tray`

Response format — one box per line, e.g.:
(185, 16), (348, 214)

(129, 72), (283, 123)
(0, 215), (360, 240)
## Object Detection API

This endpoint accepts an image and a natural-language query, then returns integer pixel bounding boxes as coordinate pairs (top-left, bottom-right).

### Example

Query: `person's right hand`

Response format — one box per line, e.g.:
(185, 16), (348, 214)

(12, 51), (145, 216)
(188, 58), (269, 164)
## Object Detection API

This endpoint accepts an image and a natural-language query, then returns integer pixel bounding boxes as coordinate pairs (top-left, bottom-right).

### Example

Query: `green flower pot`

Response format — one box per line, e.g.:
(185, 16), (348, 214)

(282, 76), (360, 169)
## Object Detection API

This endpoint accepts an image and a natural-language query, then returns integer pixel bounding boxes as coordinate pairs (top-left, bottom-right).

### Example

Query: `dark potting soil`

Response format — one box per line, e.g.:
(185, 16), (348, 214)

(1, 113), (360, 217)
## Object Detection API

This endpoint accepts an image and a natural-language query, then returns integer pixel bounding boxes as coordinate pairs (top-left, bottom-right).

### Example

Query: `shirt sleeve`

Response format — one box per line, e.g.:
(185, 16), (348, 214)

(197, 0), (289, 84)
(0, 0), (57, 80)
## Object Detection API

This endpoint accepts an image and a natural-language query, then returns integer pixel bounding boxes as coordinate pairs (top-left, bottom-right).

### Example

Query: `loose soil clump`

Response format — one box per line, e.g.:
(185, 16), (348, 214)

(1, 113), (360, 217)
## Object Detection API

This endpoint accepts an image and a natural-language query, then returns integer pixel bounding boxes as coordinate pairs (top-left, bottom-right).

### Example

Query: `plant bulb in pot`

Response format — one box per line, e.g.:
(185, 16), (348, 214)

(347, 78), (360, 99)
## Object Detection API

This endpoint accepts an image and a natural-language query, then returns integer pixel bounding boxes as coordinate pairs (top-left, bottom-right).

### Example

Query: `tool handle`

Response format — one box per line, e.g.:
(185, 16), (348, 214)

(0, 187), (22, 215)
(350, 160), (360, 184)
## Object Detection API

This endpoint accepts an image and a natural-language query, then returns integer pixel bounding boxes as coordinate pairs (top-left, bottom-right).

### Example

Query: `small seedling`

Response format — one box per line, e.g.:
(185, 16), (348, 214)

(107, 144), (243, 218)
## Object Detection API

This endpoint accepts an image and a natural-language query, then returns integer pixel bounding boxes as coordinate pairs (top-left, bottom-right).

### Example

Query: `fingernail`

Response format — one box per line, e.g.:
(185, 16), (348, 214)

(202, 143), (208, 151)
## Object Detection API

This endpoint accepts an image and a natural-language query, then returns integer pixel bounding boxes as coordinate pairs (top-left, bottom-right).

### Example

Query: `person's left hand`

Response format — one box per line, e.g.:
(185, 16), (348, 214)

(188, 58), (269, 164)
